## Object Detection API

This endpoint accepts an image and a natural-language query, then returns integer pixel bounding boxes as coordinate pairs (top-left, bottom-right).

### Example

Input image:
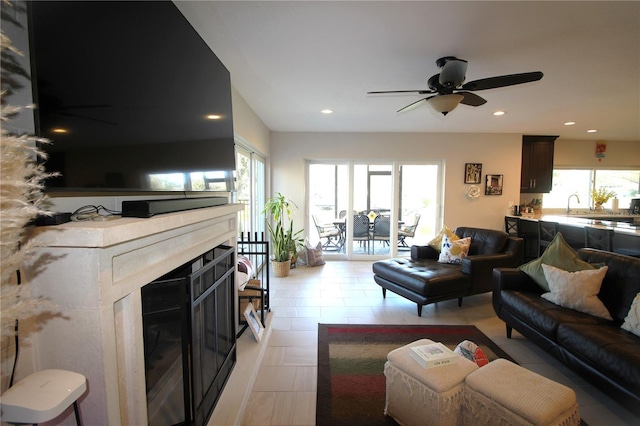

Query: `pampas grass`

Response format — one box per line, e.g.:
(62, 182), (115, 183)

(1, 3), (55, 338)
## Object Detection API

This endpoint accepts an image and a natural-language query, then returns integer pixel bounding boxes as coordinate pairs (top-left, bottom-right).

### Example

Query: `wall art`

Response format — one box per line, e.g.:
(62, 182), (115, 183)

(464, 163), (482, 184)
(485, 174), (503, 195)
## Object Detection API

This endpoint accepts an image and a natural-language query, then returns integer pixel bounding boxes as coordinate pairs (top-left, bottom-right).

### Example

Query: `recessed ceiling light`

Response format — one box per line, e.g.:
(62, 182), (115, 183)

(564, 121), (576, 126)
(321, 109), (334, 114)
(493, 111), (505, 116)
(52, 128), (68, 133)
(206, 114), (221, 120)
(587, 129), (598, 133)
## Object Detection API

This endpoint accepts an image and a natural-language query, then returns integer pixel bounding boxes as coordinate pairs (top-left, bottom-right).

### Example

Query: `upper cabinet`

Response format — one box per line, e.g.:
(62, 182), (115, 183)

(520, 135), (558, 193)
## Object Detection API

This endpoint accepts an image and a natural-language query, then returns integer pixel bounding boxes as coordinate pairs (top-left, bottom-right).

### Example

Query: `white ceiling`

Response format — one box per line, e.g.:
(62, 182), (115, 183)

(176, 1), (640, 141)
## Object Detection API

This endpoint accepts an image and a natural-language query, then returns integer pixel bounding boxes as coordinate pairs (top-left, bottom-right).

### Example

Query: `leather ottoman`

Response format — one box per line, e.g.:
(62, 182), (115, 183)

(373, 258), (471, 316)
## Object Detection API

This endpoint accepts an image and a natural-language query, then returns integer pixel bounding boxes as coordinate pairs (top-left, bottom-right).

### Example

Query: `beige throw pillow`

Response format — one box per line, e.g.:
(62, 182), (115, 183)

(541, 263), (612, 320)
(621, 292), (640, 337)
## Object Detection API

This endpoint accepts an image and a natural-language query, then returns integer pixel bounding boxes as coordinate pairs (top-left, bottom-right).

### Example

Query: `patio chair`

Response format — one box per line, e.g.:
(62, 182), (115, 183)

(370, 215), (391, 253)
(398, 214), (420, 248)
(353, 214), (371, 254)
(312, 215), (342, 251)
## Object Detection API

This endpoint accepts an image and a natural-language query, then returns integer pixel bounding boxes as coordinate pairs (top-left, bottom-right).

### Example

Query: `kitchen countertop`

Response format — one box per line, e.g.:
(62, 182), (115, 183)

(506, 214), (640, 236)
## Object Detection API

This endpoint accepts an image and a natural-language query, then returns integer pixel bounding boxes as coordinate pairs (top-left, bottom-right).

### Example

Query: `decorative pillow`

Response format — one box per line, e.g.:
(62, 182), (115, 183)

(621, 292), (640, 337)
(237, 255), (254, 290)
(428, 225), (459, 252)
(454, 340), (489, 367)
(238, 255), (253, 276)
(519, 233), (595, 291)
(541, 263), (612, 320)
(438, 236), (471, 264)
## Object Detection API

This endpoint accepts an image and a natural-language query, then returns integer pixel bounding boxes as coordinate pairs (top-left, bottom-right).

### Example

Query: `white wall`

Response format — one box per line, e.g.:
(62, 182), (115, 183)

(231, 86), (271, 157)
(269, 132), (523, 234)
(554, 139), (640, 168)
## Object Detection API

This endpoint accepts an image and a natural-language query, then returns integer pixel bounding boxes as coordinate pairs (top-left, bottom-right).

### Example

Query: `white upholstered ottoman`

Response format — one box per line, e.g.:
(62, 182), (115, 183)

(463, 359), (580, 426)
(384, 339), (479, 426)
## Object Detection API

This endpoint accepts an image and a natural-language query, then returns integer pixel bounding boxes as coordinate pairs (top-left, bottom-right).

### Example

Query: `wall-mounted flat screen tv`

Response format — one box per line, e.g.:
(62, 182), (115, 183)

(28, 0), (235, 193)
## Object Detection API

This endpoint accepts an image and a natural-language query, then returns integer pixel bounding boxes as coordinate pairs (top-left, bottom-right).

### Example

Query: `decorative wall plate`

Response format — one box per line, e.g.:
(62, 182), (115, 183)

(467, 185), (480, 199)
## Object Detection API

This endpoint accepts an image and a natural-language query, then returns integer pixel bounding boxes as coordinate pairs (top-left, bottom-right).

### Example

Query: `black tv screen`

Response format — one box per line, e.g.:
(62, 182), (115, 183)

(28, 0), (235, 193)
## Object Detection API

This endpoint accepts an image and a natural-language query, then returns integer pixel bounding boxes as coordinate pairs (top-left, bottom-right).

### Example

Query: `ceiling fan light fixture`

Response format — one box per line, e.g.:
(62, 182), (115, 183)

(427, 94), (464, 116)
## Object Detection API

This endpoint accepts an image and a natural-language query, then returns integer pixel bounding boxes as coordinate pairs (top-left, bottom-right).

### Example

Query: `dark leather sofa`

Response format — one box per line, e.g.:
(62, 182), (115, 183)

(372, 227), (523, 316)
(493, 248), (640, 415)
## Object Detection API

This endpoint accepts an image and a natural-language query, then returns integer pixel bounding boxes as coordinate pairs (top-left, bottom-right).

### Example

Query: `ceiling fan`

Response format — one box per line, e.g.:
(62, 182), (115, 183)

(367, 56), (543, 116)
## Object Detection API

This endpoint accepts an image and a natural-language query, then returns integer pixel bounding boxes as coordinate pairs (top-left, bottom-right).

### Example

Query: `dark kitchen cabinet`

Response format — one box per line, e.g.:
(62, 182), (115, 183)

(520, 135), (557, 193)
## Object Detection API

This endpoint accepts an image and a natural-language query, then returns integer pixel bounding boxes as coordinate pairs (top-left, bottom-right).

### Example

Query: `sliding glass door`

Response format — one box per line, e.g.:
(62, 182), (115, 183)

(236, 144), (266, 238)
(308, 161), (442, 260)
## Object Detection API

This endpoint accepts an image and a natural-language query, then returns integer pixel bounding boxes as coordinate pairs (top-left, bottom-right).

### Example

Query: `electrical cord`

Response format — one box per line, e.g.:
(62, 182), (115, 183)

(9, 319), (18, 387)
(9, 270), (21, 388)
(70, 205), (121, 221)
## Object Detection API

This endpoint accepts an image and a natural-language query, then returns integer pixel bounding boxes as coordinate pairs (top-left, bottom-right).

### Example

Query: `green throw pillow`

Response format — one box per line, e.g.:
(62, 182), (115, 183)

(519, 233), (595, 291)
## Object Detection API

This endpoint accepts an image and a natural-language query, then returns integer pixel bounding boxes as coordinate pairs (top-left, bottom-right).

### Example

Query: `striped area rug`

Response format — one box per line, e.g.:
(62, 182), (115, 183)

(316, 324), (514, 426)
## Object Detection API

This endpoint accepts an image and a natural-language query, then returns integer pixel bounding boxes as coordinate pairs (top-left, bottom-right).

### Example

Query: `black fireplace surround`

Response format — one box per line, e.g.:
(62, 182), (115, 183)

(142, 245), (236, 425)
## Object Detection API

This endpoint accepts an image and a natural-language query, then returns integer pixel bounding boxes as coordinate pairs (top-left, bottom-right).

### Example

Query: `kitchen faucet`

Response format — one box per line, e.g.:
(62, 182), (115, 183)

(567, 193), (580, 214)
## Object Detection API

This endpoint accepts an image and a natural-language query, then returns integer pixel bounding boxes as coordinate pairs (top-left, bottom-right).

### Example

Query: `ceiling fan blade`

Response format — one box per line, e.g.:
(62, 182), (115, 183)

(458, 91), (487, 107)
(368, 89), (434, 95)
(439, 58), (467, 87)
(396, 96), (432, 113)
(461, 71), (543, 91)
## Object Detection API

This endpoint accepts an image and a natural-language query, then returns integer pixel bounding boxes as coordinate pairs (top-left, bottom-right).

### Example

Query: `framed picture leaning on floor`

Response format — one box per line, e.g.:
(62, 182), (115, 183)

(244, 302), (264, 342)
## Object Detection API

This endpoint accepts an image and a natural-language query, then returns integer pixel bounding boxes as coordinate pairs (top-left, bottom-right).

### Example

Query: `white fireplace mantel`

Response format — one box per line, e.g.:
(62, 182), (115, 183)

(21, 204), (243, 425)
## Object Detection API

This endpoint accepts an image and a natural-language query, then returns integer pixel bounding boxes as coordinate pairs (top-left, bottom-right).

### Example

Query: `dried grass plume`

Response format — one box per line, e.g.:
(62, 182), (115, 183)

(1, 4), (55, 338)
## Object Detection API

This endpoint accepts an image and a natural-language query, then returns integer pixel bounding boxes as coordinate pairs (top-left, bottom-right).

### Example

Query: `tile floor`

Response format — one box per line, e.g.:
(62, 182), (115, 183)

(237, 261), (639, 426)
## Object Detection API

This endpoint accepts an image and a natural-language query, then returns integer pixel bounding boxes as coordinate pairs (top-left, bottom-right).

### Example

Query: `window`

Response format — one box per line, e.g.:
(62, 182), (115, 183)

(236, 143), (266, 237)
(543, 169), (639, 210)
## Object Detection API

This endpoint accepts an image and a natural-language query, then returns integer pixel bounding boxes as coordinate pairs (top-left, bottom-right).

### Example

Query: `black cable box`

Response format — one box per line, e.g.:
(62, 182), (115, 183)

(121, 197), (228, 218)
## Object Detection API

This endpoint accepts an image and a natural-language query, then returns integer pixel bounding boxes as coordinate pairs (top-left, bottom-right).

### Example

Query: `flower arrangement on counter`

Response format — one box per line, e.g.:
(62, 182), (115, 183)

(591, 187), (616, 208)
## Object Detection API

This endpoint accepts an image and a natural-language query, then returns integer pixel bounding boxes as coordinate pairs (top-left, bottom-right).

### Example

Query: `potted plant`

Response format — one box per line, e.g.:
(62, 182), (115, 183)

(263, 193), (303, 277)
(591, 187), (616, 211)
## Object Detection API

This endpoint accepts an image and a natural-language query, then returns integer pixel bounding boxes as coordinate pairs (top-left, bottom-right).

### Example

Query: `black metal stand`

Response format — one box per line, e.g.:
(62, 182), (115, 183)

(237, 232), (270, 338)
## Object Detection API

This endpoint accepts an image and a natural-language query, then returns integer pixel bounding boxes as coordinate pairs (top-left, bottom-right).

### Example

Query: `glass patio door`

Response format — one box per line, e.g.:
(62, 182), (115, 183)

(308, 161), (441, 260)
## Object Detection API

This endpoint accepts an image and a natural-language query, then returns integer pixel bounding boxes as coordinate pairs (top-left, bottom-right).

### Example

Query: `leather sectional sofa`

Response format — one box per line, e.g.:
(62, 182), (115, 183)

(373, 227), (523, 316)
(493, 248), (640, 415)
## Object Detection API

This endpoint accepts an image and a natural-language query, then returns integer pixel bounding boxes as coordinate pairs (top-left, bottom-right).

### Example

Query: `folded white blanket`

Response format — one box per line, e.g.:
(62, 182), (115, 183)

(237, 271), (250, 291)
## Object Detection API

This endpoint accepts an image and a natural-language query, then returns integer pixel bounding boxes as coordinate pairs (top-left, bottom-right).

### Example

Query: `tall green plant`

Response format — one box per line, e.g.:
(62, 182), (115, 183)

(263, 193), (303, 262)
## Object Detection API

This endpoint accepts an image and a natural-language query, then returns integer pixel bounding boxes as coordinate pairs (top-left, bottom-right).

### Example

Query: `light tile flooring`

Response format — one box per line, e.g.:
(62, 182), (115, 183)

(237, 261), (639, 426)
